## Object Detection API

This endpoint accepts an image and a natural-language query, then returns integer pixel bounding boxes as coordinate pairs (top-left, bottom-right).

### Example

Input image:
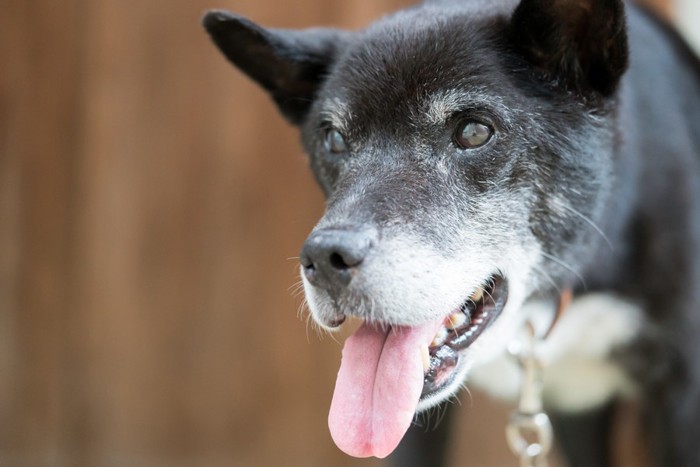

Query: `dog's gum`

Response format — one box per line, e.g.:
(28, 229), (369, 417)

(422, 346), (459, 397)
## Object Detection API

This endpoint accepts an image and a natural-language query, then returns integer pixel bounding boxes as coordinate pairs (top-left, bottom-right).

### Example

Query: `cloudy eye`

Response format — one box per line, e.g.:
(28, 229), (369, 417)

(324, 128), (348, 154)
(454, 120), (493, 149)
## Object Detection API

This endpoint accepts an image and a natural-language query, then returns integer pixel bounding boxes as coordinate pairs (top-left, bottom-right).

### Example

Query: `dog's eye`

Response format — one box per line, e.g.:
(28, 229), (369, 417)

(454, 121), (493, 149)
(324, 128), (348, 154)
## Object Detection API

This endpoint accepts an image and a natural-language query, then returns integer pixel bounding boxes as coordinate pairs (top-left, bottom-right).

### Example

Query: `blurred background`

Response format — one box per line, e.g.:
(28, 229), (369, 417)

(1, 0), (697, 466)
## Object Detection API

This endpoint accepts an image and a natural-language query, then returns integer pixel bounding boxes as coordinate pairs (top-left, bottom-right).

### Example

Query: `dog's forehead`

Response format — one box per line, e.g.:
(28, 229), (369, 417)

(316, 6), (513, 130)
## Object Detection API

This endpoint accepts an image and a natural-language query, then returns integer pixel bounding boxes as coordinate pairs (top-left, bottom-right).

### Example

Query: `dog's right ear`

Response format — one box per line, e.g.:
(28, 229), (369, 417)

(203, 11), (346, 125)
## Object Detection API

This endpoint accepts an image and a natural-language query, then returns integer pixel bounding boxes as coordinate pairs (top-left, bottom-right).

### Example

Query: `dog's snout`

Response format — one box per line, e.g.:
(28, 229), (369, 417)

(300, 226), (377, 289)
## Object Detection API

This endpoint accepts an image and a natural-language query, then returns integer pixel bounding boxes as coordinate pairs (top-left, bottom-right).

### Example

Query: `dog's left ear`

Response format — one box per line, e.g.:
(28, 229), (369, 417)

(203, 11), (346, 124)
(509, 0), (628, 96)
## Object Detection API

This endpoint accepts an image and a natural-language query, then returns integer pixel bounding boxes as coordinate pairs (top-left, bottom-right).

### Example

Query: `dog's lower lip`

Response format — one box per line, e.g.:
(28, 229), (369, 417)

(421, 275), (508, 399)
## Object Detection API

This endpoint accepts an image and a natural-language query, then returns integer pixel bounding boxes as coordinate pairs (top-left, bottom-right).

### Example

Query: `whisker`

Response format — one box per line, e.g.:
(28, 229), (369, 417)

(540, 251), (587, 289)
(431, 402), (451, 430)
(459, 383), (473, 408)
(452, 389), (465, 408)
(555, 201), (614, 251)
(288, 280), (306, 297)
(303, 306), (312, 344)
(324, 324), (341, 344)
(483, 288), (496, 308)
(530, 264), (561, 293)
(296, 297), (307, 321)
(414, 410), (429, 430)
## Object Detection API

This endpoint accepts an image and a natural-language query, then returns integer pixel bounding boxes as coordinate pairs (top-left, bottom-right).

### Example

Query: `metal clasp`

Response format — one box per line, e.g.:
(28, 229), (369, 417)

(506, 289), (572, 467)
(506, 322), (553, 467)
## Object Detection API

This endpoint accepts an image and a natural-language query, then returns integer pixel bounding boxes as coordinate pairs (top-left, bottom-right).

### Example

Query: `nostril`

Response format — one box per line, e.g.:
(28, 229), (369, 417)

(329, 252), (350, 270)
(301, 254), (317, 283)
(300, 252), (313, 269)
(302, 266), (317, 285)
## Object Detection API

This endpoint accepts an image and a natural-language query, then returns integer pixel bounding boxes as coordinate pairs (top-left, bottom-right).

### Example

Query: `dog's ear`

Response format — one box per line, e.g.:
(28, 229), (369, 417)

(509, 0), (628, 96)
(203, 11), (346, 124)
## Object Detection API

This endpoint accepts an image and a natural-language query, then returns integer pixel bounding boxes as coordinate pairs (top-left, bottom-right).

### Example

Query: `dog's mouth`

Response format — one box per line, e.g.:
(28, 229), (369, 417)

(327, 273), (509, 458)
(421, 274), (508, 400)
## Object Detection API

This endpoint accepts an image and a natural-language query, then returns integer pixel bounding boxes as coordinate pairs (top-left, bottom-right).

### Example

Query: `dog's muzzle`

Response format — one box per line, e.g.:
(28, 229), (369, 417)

(300, 223), (512, 458)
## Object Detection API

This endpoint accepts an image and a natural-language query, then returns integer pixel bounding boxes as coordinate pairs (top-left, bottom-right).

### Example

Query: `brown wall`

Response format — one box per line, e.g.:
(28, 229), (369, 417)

(0, 0), (673, 466)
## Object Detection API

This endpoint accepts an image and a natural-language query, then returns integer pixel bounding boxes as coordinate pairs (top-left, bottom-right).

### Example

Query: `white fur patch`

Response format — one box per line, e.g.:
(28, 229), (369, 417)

(318, 98), (352, 132)
(468, 293), (642, 412)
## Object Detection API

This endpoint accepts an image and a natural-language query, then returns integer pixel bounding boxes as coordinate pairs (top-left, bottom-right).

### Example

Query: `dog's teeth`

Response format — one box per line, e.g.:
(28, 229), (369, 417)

(431, 327), (448, 347)
(470, 287), (485, 302)
(448, 311), (468, 329)
(420, 343), (430, 373)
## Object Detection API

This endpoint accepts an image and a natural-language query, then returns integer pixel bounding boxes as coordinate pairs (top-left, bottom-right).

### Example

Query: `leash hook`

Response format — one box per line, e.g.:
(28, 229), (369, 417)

(506, 290), (571, 467)
(506, 321), (552, 467)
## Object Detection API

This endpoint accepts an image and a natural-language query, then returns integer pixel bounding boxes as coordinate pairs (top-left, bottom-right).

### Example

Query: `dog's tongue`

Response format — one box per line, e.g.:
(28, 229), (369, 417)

(328, 321), (440, 458)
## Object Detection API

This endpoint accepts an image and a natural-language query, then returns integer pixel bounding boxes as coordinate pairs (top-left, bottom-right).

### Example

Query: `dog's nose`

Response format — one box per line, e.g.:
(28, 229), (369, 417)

(300, 226), (377, 289)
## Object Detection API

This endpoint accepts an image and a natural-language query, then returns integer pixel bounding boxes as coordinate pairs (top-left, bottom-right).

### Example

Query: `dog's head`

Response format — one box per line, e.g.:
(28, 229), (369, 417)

(204, 0), (628, 458)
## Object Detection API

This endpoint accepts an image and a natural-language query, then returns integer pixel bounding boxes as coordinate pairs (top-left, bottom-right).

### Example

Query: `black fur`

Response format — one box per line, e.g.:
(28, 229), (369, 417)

(510, 0), (629, 96)
(550, 401), (616, 467)
(203, 11), (347, 123)
(204, 1), (700, 465)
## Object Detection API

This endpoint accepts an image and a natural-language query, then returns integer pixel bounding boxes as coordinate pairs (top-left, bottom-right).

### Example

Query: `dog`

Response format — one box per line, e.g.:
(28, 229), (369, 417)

(203, 0), (700, 465)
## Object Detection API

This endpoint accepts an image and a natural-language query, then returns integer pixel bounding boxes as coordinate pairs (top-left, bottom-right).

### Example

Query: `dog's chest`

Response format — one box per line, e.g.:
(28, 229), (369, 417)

(468, 293), (643, 412)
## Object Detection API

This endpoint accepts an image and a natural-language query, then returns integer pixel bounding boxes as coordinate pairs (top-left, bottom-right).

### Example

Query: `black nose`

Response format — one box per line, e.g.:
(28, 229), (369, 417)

(300, 226), (377, 290)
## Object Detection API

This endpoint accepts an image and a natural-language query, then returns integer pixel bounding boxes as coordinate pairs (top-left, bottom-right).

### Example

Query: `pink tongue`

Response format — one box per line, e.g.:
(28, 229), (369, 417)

(328, 321), (441, 458)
